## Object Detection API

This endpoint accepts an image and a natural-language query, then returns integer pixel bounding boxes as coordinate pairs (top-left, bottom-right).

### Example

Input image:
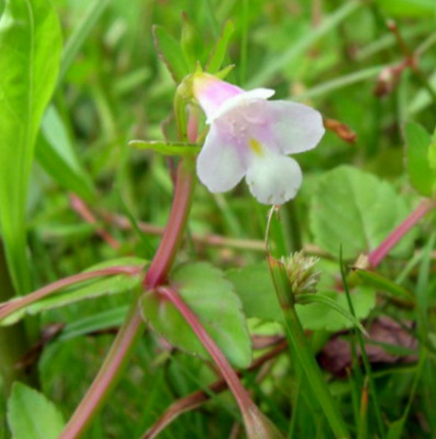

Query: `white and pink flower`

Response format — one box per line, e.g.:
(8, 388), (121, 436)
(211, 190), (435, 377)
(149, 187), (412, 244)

(192, 73), (325, 205)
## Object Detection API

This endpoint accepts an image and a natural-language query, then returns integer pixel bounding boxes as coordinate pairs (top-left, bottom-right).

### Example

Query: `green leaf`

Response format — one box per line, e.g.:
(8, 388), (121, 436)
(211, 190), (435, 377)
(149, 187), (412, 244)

(152, 25), (191, 83)
(227, 261), (282, 321)
(428, 127), (436, 177)
(296, 293), (368, 335)
(404, 122), (434, 197)
(7, 382), (64, 439)
(376, 0), (435, 17)
(140, 262), (252, 368)
(354, 269), (414, 302)
(310, 166), (415, 260)
(36, 106), (95, 201)
(129, 140), (200, 156)
(206, 21), (235, 73)
(296, 288), (375, 332)
(0, 0), (62, 294)
(2, 257), (146, 326)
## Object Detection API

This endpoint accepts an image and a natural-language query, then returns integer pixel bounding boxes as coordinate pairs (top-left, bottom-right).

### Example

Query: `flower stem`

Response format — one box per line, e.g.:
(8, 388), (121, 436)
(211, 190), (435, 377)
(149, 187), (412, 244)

(143, 158), (196, 288)
(368, 199), (435, 268)
(58, 301), (144, 439)
(267, 254), (349, 439)
(0, 265), (142, 323)
(157, 286), (284, 439)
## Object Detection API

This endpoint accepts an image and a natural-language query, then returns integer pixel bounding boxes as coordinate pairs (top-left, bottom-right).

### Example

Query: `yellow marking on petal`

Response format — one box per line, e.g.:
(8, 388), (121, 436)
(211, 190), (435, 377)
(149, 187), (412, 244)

(249, 139), (264, 156)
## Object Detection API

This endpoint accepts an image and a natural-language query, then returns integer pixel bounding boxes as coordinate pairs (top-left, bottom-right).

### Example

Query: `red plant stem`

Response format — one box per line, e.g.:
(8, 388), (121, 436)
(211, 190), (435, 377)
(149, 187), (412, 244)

(58, 302), (144, 439)
(0, 266), (142, 323)
(157, 286), (255, 412)
(141, 340), (287, 439)
(368, 199), (435, 268)
(58, 106), (198, 439)
(70, 193), (120, 250)
(143, 159), (196, 288)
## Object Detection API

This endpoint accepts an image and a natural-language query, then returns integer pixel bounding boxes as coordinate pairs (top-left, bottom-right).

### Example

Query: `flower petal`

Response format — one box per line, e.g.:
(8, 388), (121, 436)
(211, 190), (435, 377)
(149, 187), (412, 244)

(208, 88), (275, 124)
(197, 125), (246, 193)
(245, 152), (302, 205)
(264, 101), (325, 154)
(192, 73), (243, 120)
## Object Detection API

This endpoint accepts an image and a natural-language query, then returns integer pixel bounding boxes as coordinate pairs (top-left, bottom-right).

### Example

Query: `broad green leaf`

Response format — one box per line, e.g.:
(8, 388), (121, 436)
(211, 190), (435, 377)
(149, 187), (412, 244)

(227, 261), (281, 321)
(376, 0), (435, 17)
(2, 257), (146, 326)
(0, 0), (62, 294)
(296, 288), (375, 332)
(129, 140), (200, 156)
(36, 106), (95, 201)
(228, 261), (375, 332)
(152, 25), (190, 83)
(7, 382), (64, 439)
(296, 293), (367, 335)
(404, 122), (434, 197)
(141, 262), (252, 368)
(206, 21), (235, 73)
(354, 269), (414, 302)
(310, 166), (415, 260)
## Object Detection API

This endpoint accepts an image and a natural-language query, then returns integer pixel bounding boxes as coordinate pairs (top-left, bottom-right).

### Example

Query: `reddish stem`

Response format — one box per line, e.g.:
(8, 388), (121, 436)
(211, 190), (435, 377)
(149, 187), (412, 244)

(70, 193), (120, 250)
(0, 265), (142, 323)
(157, 286), (255, 412)
(58, 303), (144, 439)
(143, 160), (195, 288)
(368, 199), (435, 268)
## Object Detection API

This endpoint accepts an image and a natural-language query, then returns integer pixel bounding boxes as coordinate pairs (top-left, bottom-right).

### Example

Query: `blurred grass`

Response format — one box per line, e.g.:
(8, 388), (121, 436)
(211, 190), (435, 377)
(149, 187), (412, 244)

(2, 0), (436, 437)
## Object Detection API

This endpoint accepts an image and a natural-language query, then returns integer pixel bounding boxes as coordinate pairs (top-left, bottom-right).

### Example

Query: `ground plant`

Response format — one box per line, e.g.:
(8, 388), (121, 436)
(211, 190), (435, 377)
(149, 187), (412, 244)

(1, 0), (436, 438)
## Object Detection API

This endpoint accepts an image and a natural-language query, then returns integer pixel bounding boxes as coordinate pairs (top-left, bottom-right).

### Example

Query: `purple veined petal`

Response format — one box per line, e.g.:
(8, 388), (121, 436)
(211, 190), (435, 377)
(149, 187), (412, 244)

(245, 152), (303, 205)
(262, 101), (325, 155)
(197, 124), (247, 193)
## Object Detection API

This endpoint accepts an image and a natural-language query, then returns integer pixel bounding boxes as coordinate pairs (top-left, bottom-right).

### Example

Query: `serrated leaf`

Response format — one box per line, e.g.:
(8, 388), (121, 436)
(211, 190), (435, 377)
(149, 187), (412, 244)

(129, 140), (200, 156)
(7, 382), (64, 439)
(2, 257), (146, 326)
(0, 0), (62, 294)
(228, 261), (375, 332)
(296, 293), (367, 335)
(227, 261), (281, 321)
(296, 288), (375, 332)
(404, 122), (434, 197)
(141, 262), (252, 368)
(36, 106), (95, 201)
(310, 166), (415, 260)
(206, 20), (235, 73)
(152, 25), (190, 83)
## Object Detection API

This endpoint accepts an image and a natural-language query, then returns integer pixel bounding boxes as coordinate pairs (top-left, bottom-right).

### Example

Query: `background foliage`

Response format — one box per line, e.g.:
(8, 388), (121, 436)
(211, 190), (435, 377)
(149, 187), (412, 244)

(1, 0), (436, 438)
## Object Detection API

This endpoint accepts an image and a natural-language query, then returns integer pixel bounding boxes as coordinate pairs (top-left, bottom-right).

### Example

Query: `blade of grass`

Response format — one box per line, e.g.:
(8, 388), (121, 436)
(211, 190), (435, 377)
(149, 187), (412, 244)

(59, 0), (113, 82)
(340, 250), (385, 439)
(247, 0), (362, 87)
